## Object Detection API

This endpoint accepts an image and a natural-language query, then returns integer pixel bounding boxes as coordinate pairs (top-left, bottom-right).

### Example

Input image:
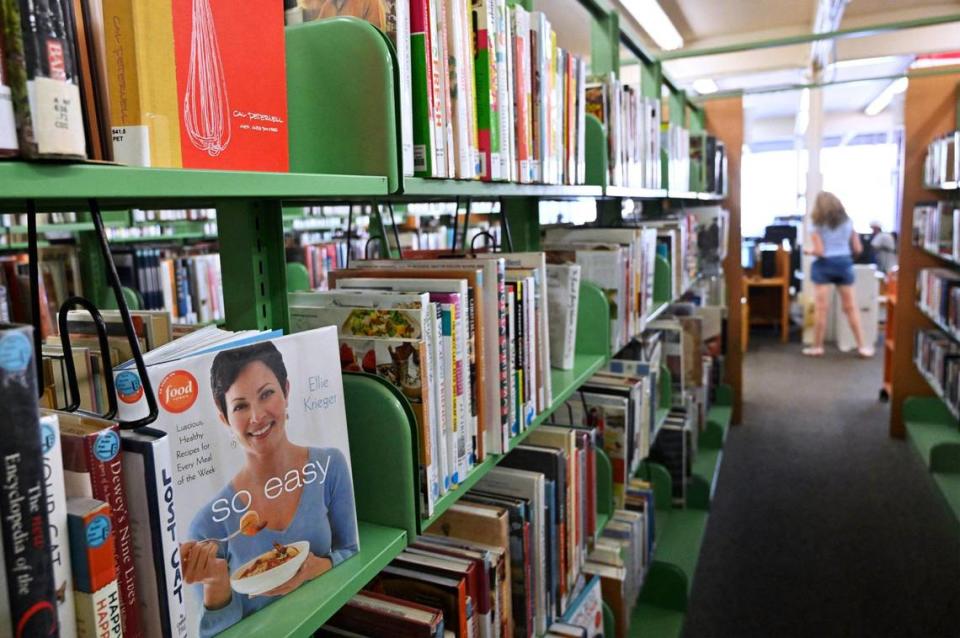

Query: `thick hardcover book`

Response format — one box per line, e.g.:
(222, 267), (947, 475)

(115, 328), (360, 637)
(320, 590), (445, 638)
(0, 324), (58, 636)
(0, 0), (87, 158)
(67, 496), (123, 638)
(39, 413), (78, 638)
(58, 412), (142, 637)
(400, 547), (486, 638)
(102, 0), (288, 170)
(120, 427), (189, 638)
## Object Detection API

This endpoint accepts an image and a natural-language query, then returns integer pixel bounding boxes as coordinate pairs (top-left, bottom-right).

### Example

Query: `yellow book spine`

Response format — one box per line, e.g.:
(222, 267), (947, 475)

(101, 0), (181, 167)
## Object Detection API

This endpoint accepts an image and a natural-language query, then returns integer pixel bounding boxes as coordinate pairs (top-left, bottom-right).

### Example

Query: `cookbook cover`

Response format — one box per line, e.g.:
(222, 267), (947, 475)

(117, 328), (358, 637)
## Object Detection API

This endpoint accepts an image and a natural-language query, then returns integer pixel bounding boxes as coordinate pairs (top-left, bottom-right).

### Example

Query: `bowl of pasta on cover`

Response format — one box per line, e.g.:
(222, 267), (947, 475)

(230, 540), (310, 596)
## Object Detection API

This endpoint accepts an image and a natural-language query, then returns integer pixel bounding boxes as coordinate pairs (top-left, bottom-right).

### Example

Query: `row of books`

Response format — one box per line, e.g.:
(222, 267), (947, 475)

(913, 201), (960, 263)
(917, 268), (960, 339)
(690, 133), (728, 196)
(542, 226), (660, 353)
(321, 418), (653, 638)
(915, 328), (960, 416)
(2, 0), (593, 185)
(286, 251), (557, 517)
(586, 74), (661, 190)
(113, 248), (226, 324)
(923, 130), (959, 187)
(397, 0), (590, 184)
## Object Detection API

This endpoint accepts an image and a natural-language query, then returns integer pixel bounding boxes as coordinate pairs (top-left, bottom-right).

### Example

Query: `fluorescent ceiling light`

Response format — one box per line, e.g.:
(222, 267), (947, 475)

(622, 0), (683, 51)
(692, 78), (718, 95)
(864, 77), (908, 116)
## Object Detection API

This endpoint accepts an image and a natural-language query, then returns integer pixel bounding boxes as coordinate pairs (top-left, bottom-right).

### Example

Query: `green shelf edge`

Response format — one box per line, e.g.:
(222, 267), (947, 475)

(217, 522), (407, 638)
(0, 162), (390, 203)
(918, 302), (960, 346)
(595, 512), (611, 543)
(421, 352), (609, 530)
(401, 177), (603, 199)
(913, 361), (960, 421)
(603, 186), (668, 199)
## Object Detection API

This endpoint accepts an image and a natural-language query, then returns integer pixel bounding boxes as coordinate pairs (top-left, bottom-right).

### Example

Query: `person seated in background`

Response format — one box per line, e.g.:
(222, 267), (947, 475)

(803, 191), (874, 358)
(869, 220), (898, 274)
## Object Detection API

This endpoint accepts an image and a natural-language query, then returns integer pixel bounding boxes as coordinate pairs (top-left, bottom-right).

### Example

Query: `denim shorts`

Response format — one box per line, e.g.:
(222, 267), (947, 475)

(811, 255), (854, 286)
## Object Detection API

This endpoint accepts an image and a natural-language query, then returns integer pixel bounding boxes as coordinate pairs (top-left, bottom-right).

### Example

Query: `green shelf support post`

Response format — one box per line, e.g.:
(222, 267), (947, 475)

(76, 229), (112, 308)
(595, 447), (615, 520)
(217, 201), (290, 333)
(286, 263), (311, 292)
(641, 60), (660, 99)
(590, 8), (619, 76)
(286, 18), (400, 193)
(602, 602), (615, 638)
(577, 281), (612, 356)
(343, 373), (419, 540)
(653, 255), (672, 304)
(640, 561), (689, 612)
(637, 460), (674, 510)
(584, 114), (608, 189)
(501, 197), (541, 252)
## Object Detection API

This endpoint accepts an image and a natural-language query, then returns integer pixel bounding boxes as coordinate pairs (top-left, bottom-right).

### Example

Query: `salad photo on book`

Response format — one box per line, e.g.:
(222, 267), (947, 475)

(114, 328), (359, 637)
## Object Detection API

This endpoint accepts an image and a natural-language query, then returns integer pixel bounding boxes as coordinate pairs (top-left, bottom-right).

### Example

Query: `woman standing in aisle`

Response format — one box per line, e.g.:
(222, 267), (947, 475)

(803, 191), (874, 358)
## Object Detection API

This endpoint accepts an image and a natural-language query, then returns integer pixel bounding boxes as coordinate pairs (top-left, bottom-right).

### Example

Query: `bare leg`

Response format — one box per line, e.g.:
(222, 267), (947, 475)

(813, 284), (830, 350)
(838, 284), (868, 352)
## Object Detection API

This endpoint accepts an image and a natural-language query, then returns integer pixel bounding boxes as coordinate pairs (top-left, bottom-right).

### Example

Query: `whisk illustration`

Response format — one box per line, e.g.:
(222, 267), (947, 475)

(183, 0), (231, 157)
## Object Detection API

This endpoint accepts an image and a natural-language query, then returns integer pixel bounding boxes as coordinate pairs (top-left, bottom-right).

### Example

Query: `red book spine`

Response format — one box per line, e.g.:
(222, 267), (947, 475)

(80, 431), (143, 638)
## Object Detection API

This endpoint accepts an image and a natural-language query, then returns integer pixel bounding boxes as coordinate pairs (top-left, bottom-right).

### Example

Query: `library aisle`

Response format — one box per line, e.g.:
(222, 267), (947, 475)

(684, 336), (960, 638)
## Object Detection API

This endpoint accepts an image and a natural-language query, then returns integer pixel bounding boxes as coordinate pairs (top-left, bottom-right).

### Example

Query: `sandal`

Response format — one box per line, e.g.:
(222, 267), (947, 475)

(858, 347), (875, 358)
(802, 346), (825, 357)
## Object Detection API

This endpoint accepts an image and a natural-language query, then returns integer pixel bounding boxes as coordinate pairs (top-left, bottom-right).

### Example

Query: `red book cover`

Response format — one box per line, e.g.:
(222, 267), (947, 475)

(67, 498), (117, 593)
(59, 414), (143, 638)
(170, 0), (289, 171)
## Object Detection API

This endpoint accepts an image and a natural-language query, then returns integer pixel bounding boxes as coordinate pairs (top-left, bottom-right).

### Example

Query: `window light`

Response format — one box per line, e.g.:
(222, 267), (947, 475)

(621, 0), (684, 51)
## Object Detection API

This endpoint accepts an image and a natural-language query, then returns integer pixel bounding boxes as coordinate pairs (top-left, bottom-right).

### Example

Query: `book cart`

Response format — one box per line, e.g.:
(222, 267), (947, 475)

(890, 70), (960, 527)
(1, 2), (740, 636)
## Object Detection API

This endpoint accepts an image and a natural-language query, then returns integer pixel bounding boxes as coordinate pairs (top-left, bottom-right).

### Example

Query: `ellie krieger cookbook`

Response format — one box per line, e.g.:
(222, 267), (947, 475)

(115, 327), (359, 637)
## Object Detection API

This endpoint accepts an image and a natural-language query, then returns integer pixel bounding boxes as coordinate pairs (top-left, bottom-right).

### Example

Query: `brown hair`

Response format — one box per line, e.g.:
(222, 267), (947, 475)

(811, 191), (848, 229)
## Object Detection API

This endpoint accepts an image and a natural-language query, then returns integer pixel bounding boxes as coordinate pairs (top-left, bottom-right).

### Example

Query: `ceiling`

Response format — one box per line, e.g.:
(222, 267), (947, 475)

(615, 0), (960, 122)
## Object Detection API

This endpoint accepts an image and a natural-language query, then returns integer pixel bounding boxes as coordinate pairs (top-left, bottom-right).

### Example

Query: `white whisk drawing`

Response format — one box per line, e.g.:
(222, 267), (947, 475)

(183, 0), (231, 157)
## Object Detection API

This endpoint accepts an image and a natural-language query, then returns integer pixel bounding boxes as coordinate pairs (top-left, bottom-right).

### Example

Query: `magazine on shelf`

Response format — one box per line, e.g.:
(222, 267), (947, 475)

(114, 327), (359, 637)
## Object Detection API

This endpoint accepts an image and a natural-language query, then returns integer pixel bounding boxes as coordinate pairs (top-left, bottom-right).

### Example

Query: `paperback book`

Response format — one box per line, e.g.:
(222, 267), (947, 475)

(114, 327), (359, 637)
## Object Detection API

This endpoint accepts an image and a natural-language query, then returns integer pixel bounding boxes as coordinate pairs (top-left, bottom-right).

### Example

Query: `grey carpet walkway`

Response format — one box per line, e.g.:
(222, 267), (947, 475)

(683, 336), (960, 638)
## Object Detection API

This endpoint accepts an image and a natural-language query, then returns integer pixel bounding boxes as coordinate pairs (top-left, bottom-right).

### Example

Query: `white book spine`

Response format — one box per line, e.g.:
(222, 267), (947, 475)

(453, 301), (472, 477)
(430, 305), (450, 493)
(74, 582), (122, 638)
(506, 289), (517, 436)
(395, 0), (415, 177)
(427, 0), (448, 178)
(564, 267), (581, 369)
(40, 415), (78, 638)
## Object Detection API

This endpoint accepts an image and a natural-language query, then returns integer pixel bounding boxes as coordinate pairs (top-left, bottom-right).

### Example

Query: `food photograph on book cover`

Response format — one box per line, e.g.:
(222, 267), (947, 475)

(147, 332), (359, 637)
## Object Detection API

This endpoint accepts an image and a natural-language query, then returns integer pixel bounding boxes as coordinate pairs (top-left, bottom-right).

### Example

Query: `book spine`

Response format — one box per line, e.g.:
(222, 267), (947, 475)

(2, 0), (86, 158)
(506, 287), (517, 435)
(495, 262), (509, 453)
(101, 0), (148, 165)
(394, 0), (415, 177)
(81, 430), (143, 637)
(0, 325), (58, 635)
(564, 268), (579, 369)
(410, 0), (435, 177)
(68, 497), (122, 638)
(429, 304), (449, 492)
(511, 7), (531, 183)
(447, 0), (473, 179)
(439, 304), (459, 485)
(74, 582), (121, 638)
(450, 303), (469, 482)
(40, 414), (78, 638)
(120, 433), (188, 638)
(472, 0), (500, 181)
(426, 0), (447, 177)
(493, 0), (510, 181)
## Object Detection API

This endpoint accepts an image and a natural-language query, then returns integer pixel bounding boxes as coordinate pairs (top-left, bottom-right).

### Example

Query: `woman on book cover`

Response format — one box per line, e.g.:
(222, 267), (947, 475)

(179, 341), (358, 637)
